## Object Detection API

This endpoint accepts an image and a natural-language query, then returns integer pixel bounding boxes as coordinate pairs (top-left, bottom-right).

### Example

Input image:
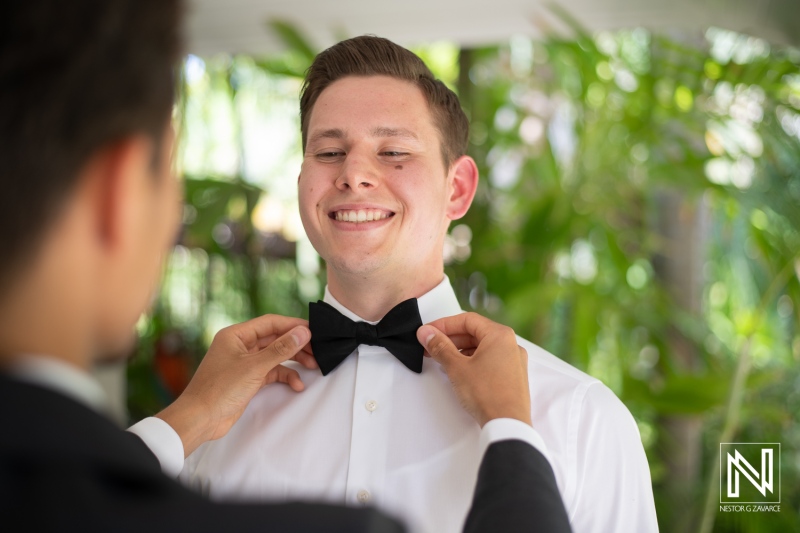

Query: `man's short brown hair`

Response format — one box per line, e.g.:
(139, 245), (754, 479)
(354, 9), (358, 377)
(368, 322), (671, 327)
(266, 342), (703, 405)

(0, 0), (182, 287)
(299, 35), (469, 169)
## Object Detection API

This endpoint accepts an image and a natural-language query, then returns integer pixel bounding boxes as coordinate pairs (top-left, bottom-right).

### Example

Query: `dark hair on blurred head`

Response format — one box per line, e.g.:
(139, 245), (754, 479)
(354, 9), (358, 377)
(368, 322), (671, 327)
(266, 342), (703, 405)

(299, 35), (469, 169)
(0, 0), (183, 285)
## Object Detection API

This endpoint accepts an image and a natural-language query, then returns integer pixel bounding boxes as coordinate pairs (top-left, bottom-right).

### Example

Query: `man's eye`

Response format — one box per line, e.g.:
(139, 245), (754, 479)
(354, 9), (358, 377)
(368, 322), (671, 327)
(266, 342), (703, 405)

(381, 151), (409, 158)
(316, 151), (344, 160)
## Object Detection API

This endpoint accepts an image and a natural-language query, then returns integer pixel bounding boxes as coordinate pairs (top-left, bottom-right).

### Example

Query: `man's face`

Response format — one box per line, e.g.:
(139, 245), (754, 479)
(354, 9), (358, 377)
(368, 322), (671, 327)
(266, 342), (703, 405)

(298, 75), (457, 282)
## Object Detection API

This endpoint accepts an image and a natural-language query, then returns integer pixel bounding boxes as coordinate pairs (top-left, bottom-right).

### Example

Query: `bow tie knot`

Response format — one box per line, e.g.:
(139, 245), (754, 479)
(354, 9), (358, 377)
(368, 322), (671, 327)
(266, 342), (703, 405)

(355, 322), (379, 346)
(309, 298), (424, 376)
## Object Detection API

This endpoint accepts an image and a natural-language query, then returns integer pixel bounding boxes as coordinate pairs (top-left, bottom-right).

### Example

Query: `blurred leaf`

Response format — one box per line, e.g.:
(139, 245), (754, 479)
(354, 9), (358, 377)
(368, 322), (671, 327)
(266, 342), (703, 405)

(623, 373), (730, 414)
(266, 19), (318, 63)
(254, 57), (308, 78)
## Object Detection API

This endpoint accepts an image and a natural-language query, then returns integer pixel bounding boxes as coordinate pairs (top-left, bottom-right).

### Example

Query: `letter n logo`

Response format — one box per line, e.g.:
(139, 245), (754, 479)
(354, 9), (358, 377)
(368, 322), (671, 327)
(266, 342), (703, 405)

(720, 443), (780, 504)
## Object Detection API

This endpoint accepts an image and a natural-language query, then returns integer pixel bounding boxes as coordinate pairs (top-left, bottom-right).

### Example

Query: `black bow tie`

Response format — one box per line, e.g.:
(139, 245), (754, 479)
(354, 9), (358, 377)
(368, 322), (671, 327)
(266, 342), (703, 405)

(308, 298), (424, 376)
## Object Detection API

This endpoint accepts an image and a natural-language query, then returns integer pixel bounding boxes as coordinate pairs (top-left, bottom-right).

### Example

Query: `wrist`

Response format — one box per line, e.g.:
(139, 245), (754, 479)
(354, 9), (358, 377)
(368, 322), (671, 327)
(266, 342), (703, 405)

(156, 394), (214, 457)
(480, 408), (532, 428)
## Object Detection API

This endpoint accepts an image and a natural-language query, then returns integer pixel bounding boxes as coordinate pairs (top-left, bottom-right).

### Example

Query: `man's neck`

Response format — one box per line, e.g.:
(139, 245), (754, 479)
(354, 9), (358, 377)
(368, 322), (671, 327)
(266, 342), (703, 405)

(0, 256), (94, 373)
(326, 268), (445, 322)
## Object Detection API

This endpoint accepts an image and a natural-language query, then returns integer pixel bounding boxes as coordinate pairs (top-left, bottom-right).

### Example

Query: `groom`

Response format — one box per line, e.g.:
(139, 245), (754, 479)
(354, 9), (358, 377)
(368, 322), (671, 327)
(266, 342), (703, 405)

(133, 35), (658, 533)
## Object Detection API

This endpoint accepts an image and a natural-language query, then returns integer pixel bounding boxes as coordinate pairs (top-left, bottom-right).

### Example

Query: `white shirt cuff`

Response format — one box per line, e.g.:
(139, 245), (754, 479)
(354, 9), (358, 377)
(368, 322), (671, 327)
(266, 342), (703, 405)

(127, 417), (185, 478)
(479, 418), (552, 465)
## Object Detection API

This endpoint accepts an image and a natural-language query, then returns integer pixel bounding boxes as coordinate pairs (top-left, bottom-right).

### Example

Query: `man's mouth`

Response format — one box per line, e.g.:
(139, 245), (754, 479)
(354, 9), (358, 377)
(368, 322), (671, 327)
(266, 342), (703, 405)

(330, 209), (394, 223)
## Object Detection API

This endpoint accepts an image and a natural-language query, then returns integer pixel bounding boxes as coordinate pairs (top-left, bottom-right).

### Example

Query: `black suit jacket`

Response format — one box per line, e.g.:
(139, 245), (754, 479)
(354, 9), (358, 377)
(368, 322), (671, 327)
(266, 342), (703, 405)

(0, 374), (571, 532)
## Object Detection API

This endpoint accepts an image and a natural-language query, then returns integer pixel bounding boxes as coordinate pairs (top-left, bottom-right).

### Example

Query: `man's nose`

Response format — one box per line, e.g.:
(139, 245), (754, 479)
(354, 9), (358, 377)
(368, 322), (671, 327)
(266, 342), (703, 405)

(334, 152), (379, 191)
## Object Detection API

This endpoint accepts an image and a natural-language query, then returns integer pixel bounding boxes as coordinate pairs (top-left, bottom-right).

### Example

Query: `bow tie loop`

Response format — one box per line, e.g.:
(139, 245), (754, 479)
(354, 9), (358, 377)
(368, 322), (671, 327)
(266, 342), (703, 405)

(309, 298), (424, 376)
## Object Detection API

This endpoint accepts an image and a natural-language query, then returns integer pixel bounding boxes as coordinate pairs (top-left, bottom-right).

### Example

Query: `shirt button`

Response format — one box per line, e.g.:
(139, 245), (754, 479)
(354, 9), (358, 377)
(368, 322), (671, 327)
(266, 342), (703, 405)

(357, 490), (371, 504)
(365, 400), (378, 412)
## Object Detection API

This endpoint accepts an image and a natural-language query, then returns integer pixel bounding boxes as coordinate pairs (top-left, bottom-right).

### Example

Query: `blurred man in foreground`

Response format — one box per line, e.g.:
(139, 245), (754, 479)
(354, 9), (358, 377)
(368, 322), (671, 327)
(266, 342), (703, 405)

(0, 1), (572, 532)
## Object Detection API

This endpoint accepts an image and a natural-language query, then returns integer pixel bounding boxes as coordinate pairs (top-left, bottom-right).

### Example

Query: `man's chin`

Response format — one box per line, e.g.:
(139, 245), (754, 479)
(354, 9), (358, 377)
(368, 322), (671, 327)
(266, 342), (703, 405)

(326, 254), (390, 279)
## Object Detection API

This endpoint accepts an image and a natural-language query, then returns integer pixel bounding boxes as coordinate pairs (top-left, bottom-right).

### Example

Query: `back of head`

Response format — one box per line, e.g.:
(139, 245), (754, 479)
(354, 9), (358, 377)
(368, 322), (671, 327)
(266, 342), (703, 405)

(0, 0), (182, 287)
(299, 35), (469, 169)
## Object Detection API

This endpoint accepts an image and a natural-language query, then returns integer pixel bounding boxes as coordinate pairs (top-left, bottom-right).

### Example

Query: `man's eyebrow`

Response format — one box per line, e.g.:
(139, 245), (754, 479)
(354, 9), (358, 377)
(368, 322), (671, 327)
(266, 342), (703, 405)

(370, 127), (419, 140)
(307, 128), (345, 145)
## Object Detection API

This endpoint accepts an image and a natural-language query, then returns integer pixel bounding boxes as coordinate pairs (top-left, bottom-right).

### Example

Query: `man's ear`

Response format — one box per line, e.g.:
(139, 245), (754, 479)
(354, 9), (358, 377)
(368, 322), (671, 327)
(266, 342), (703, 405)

(84, 136), (154, 251)
(445, 155), (479, 221)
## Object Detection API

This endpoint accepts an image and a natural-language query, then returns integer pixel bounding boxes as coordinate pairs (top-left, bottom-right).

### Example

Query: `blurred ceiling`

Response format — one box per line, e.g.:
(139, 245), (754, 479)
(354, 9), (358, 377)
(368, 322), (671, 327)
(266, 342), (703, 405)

(185, 0), (800, 57)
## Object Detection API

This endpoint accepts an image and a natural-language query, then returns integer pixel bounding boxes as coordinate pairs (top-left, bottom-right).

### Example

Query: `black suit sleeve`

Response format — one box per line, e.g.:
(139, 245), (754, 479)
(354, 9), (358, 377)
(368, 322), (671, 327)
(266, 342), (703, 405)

(464, 439), (573, 533)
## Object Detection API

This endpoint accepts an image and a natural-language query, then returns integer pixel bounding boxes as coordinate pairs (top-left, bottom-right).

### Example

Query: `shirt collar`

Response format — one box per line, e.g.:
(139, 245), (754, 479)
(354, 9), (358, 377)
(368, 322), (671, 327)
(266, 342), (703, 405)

(322, 275), (463, 325)
(8, 355), (108, 413)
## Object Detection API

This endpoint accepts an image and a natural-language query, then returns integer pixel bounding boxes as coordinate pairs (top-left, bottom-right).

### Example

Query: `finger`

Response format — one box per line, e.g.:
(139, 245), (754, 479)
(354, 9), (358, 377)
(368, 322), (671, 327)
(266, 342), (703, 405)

(424, 313), (497, 342)
(291, 349), (319, 370)
(265, 365), (305, 392)
(417, 325), (461, 370)
(425, 335), (478, 357)
(291, 336), (317, 369)
(255, 334), (278, 350)
(255, 326), (310, 368)
(442, 333), (477, 352)
(420, 337), (476, 356)
(256, 335), (315, 362)
(232, 315), (310, 349)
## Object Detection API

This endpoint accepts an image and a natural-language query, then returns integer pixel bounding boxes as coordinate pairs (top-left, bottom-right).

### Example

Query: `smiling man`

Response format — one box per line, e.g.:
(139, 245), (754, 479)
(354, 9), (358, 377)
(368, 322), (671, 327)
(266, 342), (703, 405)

(134, 36), (659, 533)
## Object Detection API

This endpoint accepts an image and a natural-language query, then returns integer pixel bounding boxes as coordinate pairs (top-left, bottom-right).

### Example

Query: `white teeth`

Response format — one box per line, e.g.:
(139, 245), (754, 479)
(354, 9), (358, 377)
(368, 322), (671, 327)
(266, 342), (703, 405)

(334, 209), (391, 223)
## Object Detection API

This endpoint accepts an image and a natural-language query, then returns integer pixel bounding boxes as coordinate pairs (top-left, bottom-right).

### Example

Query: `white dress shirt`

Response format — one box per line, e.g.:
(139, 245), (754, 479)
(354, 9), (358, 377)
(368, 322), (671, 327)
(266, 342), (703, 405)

(130, 276), (659, 533)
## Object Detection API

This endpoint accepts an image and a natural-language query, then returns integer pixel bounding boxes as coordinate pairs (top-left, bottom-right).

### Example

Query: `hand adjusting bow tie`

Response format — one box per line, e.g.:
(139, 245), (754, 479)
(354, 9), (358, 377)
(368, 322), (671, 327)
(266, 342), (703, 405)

(308, 298), (424, 376)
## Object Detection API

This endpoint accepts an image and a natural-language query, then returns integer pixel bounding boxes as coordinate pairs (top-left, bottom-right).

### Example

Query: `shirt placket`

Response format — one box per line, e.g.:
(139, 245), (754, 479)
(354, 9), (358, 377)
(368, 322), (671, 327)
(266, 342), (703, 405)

(345, 345), (393, 507)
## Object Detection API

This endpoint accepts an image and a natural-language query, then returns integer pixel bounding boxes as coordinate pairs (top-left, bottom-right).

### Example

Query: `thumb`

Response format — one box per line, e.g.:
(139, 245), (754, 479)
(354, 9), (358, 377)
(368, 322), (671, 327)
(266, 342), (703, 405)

(417, 325), (459, 370)
(257, 326), (310, 367)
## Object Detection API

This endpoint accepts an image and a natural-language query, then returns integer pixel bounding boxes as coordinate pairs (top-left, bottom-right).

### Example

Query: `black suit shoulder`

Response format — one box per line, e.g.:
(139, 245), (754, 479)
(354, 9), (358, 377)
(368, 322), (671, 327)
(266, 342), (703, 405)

(0, 375), (403, 533)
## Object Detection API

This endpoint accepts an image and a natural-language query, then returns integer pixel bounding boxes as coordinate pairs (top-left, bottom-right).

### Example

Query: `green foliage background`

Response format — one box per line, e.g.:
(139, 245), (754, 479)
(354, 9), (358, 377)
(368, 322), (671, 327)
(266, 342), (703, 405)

(128, 18), (800, 533)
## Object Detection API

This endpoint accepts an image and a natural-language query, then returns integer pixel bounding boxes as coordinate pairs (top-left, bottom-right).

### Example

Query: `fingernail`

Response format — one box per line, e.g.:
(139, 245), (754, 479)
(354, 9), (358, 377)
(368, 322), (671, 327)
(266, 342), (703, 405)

(292, 326), (310, 345)
(416, 325), (435, 347)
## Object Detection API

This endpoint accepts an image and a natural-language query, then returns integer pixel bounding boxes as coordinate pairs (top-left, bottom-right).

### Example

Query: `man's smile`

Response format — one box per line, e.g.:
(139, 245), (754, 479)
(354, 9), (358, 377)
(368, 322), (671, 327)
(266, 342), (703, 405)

(328, 209), (394, 224)
(328, 207), (395, 224)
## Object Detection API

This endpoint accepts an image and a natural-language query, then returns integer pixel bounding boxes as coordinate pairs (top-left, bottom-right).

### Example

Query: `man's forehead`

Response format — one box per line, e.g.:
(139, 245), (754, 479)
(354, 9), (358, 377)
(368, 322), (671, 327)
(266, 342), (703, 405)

(305, 75), (441, 151)
(307, 127), (421, 145)
(322, 73), (418, 94)
(309, 75), (428, 119)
